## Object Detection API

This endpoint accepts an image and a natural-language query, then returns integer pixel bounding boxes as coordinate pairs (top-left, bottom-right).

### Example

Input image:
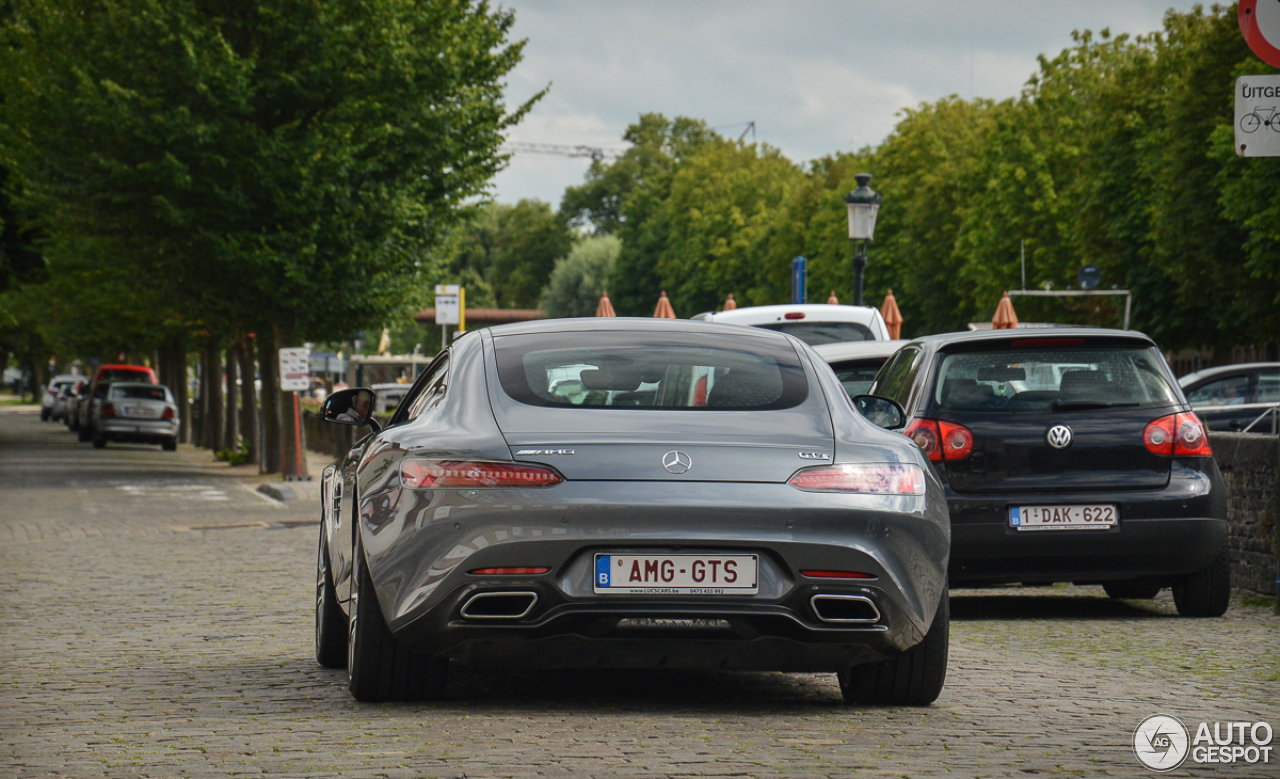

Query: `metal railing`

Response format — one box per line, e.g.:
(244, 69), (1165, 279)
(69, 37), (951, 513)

(1240, 405), (1279, 434)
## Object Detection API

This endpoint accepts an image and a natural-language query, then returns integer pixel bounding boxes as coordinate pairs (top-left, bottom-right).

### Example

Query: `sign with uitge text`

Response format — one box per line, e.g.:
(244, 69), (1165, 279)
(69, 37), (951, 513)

(1235, 76), (1280, 157)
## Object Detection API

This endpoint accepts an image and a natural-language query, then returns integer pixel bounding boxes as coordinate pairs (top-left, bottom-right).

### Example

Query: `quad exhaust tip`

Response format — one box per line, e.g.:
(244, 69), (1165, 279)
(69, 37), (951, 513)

(810, 594), (881, 624)
(461, 591), (538, 620)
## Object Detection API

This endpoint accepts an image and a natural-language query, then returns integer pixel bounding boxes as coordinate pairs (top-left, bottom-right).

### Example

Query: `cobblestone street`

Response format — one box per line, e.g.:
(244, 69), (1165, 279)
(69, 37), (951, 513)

(2, 407), (1277, 778)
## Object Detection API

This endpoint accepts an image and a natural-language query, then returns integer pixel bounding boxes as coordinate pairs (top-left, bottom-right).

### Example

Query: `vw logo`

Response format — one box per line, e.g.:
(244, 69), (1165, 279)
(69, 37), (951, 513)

(661, 450), (692, 474)
(1046, 425), (1073, 449)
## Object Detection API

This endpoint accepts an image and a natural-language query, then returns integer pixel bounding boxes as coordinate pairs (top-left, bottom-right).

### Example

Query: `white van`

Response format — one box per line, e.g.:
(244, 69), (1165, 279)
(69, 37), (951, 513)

(692, 304), (891, 345)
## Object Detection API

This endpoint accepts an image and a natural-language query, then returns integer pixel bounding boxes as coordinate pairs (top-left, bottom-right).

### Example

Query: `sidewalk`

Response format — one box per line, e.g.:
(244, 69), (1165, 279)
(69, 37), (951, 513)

(170, 439), (333, 506)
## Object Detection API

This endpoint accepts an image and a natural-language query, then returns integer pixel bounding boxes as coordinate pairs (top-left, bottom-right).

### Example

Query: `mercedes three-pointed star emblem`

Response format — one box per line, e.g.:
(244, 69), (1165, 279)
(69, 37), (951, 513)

(661, 450), (692, 474)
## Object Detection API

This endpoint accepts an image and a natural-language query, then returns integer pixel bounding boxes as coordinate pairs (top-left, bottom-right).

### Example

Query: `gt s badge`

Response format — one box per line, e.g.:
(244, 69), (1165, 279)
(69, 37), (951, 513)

(798, 452), (831, 460)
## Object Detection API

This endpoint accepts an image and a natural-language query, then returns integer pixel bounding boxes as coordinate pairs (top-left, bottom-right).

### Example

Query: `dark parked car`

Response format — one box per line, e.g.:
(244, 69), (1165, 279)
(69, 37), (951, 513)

(867, 328), (1229, 617)
(315, 319), (950, 704)
(1178, 362), (1279, 432)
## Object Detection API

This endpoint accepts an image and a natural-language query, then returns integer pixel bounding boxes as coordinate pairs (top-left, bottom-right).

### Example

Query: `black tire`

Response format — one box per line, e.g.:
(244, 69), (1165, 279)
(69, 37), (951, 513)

(40, 408), (50, 421)
(1102, 582), (1162, 600)
(78, 424), (92, 442)
(161, 439), (177, 452)
(92, 435), (106, 449)
(315, 525), (348, 668)
(839, 591), (948, 706)
(347, 538), (447, 701)
(1173, 546), (1230, 617)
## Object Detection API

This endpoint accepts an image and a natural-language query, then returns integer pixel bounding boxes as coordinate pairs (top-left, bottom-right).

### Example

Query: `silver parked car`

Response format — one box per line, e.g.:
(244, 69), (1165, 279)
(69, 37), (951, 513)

(315, 319), (950, 705)
(90, 382), (180, 450)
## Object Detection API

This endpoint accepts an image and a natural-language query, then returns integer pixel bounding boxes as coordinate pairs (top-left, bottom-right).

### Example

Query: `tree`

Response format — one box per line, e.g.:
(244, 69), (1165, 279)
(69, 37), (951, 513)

(540, 235), (621, 318)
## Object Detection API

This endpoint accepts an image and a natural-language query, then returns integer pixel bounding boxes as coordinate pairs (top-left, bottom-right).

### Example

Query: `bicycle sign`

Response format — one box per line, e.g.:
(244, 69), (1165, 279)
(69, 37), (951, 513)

(1235, 75), (1280, 157)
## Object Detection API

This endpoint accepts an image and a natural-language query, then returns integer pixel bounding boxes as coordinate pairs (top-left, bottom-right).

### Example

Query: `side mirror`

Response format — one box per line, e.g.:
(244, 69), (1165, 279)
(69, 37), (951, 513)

(321, 388), (378, 429)
(852, 394), (905, 430)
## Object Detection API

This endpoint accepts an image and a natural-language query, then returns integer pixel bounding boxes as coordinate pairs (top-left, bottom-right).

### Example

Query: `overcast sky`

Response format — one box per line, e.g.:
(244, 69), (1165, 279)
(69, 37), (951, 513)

(491, 0), (1203, 206)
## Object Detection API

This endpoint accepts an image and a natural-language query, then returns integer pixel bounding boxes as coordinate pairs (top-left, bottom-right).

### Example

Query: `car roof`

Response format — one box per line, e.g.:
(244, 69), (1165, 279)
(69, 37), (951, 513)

(485, 316), (800, 343)
(108, 381), (168, 389)
(902, 327), (1157, 352)
(1177, 362), (1280, 386)
(696, 304), (883, 326)
(811, 340), (907, 362)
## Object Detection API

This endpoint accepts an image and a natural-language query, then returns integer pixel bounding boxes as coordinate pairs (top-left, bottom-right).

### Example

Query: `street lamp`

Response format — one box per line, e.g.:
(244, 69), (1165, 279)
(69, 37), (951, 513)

(844, 173), (882, 306)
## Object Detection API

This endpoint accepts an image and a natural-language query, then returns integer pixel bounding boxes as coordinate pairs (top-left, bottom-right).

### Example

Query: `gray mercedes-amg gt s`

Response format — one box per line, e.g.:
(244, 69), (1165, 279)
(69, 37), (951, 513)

(315, 318), (950, 704)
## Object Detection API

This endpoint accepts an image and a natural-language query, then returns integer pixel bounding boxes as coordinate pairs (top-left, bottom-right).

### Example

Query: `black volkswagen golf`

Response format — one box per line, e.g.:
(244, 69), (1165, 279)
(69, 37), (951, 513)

(867, 328), (1229, 617)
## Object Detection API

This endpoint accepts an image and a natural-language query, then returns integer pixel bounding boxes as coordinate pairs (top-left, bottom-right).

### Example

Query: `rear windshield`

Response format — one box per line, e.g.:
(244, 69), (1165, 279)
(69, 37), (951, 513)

(755, 320), (873, 346)
(494, 332), (808, 410)
(932, 347), (1179, 412)
(111, 385), (168, 401)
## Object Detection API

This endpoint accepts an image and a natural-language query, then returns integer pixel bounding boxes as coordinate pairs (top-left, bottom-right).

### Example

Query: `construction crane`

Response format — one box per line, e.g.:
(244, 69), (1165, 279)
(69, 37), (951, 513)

(500, 142), (627, 162)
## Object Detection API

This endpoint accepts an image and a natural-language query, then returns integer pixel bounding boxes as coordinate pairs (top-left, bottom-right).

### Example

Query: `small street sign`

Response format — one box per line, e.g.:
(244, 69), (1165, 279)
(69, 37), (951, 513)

(1234, 75), (1280, 157)
(1239, 1), (1280, 68)
(434, 284), (461, 325)
(278, 347), (311, 392)
(791, 256), (807, 304)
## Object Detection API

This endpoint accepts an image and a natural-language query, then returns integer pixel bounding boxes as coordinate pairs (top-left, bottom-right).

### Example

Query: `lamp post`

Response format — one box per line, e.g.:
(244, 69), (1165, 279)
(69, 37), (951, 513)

(844, 173), (882, 306)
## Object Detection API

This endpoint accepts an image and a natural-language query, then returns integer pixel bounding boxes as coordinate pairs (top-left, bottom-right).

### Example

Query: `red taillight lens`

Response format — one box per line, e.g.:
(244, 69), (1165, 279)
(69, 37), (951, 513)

(784, 312), (806, 320)
(101, 402), (115, 417)
(904, 419), (941, 461)
(788, 463), (926, 495)
(1144, 413), (1211, 456)
(161, 406), (175, 420)
(800, 570), (876, 579)
(904, 418), (972, 461)
(937, 420), (974, 460)
(468, 567), (551, 575)
(400, 460), (564, 489)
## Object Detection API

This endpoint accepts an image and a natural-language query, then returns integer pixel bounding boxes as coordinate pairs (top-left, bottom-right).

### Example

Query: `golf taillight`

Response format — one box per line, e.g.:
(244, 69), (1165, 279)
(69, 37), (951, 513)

(1144, 413), (1211, 456)
(400, 460), (564, 489)
(101, 402), (115, 417)
(788, 463), (926, 495)
(903, 418), (973, 461)
(468, 567), (551, 575)
(161, 406), (175, 420)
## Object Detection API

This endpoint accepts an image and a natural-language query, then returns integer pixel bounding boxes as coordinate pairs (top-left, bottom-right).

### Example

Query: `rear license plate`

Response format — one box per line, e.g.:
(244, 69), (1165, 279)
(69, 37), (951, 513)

(594, 554), (758, 594)
(1010, 505), (1117, 531)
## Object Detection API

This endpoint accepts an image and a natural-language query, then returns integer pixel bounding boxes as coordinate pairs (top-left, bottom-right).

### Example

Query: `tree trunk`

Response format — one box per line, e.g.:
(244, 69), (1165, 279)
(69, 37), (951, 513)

(202, 339), (224, 452)
(238, 334), (258, 465)
(258, 327), (280, 474)
(175, 347), (191, 444)
(224, 342), (239, 451)
(274, 322), (307, 480)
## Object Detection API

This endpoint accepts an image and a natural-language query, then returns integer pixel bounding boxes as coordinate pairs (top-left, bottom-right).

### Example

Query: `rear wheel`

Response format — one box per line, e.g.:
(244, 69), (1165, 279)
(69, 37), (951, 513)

(839, 591), (948, 706)
(315, 525), (348, 668)
(92, 435), (106, 449)
(1102, 582), (1162, 600)
(347, 538), (447, 701)
(1173, 546), (1230, 617)
(161, 439), (177, 452)
(78, 425), (92, 442)
(40, 408), (50, 421)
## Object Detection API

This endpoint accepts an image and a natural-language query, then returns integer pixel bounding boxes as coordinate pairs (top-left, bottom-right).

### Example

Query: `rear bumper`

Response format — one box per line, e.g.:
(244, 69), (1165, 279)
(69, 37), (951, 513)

(946, 459), (1227, 585)
(98, 418), (179, 442)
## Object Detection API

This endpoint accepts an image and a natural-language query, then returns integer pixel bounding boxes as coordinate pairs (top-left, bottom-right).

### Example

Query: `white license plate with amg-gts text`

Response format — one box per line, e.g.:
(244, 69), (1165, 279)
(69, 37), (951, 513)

(594, 554), (758, 594)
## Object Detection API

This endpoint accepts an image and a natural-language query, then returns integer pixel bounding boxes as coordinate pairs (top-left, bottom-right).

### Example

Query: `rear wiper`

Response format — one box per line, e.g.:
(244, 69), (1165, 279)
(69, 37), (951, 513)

(1052, 400), (1139, 411)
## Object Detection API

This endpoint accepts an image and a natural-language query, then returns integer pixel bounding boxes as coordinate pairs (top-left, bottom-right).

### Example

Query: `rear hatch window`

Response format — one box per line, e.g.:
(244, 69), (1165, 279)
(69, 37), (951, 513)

(112, 385), (167, 401)
(756, 321), (873, 346)
(494, 331), (808, 411)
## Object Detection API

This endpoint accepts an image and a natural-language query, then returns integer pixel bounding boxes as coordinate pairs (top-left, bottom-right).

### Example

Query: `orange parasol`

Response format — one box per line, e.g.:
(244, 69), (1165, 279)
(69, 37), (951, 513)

(722, 293), (737, 311)
(992, 291), (1019, 330)
(826, 291), (839, 305)
(595, 291), (616, 317)
(880, 289), (903, 340)
(652, 290), (677, 319)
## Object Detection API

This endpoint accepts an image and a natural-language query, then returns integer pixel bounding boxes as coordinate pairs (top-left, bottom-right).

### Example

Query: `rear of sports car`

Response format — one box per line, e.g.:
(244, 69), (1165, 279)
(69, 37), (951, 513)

(337, 322), (949, 704)
(902, 331), (1229, 616)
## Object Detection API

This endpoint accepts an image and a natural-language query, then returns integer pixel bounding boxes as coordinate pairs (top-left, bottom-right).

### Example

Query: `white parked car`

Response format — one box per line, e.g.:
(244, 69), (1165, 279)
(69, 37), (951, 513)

(812, 341), (908, 400)
(693, 304), (891, 345)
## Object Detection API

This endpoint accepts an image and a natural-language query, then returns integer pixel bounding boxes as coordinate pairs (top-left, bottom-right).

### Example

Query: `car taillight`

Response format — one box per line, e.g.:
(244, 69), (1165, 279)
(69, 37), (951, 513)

(400, 460), (564, 489)
(800, 570), (876, 579)
(1144, 412), (1211, 456)
(101, 402), (115, 417)
(784, 312), (805, 320)
(468, 567), (551, 575)
(161, 406), (175, 420)
(788, 463), (926, 495)
(903, 418), (973, 461)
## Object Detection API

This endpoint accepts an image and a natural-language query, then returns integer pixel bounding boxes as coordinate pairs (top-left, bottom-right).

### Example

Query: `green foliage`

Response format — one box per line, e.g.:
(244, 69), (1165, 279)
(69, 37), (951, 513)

(540, 235), (621, 318)
(438, 200), (572, 310)
(215, 436), (251, 467)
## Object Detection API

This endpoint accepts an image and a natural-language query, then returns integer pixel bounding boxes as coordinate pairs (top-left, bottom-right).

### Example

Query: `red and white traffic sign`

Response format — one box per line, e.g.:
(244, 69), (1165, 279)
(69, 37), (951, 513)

(1240, 0), (1280, 68)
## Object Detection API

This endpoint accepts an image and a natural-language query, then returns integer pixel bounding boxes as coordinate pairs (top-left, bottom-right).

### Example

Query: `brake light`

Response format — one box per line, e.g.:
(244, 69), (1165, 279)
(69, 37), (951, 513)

(161, 406), (175, 420)
(400, 460), (564, 489)
(800, 570), (876, 579)
(101, 402), (115, 417)
(1011, 338), (1085, 348)
(788, 463), (925, 495)
(1144, 413), (1211, 456)
(468, 567), (551, 575)
(903, 418), (973, 461)
(784, 312), (806, 320)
